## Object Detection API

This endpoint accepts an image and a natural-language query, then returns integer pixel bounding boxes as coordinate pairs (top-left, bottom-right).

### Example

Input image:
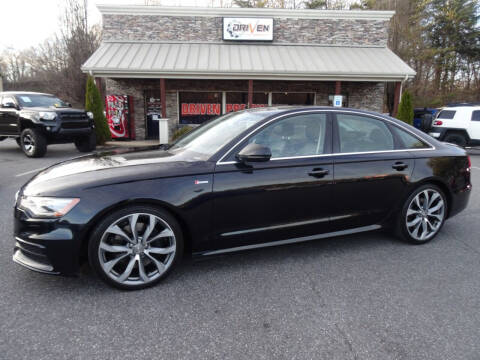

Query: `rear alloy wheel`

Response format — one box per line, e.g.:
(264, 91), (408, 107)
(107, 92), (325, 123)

(74, 132), (96, 152)
(89, 206), (183, 290)
(444, 133), (467, 147)
(398, 185), (447, 244)
(20, 128), (47, 158)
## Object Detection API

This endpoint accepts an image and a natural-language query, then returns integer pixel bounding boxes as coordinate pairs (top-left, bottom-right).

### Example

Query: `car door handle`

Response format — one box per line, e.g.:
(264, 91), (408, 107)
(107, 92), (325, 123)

(308, 168), (329, 178)
(392, 162), (408, 171)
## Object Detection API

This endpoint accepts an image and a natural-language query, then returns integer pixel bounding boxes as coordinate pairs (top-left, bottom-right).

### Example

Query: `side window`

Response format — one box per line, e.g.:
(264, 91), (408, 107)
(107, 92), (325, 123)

(471, 110), (480, 121)
(248, 113), (328, 158)
(437, 110), (456, 119)
(336, 113), (394, 153)
(391, 126), (429, 149)
(1, 96), (15, 107)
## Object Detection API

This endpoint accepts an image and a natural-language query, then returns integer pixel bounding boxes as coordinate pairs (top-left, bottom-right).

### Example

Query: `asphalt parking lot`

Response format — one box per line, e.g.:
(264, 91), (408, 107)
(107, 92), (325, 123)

(1, 138), (480, 360)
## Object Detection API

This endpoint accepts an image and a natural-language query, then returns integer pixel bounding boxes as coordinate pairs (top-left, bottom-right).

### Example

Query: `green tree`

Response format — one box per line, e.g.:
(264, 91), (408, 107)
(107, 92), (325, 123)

(85, 75), (111, 144)
(304, 0), (326, 9)
(396, 90), (414, 125)
(233, 0), (268, 7)
(426, 0), (480, 97)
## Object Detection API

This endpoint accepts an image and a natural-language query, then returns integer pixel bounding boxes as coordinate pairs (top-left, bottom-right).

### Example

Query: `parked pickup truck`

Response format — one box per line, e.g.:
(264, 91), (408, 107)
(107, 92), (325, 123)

(0, 91), (96, 157)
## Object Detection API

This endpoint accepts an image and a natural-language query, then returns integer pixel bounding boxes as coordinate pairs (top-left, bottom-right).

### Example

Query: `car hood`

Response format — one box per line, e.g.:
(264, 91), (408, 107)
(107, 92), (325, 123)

(22, 147), (215, 196)
(20, 107), (85, 113)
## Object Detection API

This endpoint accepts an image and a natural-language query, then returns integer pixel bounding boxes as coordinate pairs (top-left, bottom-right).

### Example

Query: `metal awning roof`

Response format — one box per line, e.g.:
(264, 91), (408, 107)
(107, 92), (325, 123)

(82, 41), (416, 81)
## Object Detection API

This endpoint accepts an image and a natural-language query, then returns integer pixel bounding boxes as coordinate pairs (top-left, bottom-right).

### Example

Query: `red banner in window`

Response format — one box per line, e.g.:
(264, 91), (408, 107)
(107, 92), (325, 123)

(181, 103), (221, 116)
(226, 103), (267, 113)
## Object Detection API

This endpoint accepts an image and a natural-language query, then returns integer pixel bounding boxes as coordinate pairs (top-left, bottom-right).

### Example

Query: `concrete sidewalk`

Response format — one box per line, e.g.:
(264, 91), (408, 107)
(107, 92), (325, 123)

(104, 140), (160, 148)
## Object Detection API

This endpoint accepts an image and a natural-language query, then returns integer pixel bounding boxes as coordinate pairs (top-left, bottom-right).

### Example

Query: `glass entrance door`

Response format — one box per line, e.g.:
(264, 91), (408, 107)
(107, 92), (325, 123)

(145, 90), (162, 140)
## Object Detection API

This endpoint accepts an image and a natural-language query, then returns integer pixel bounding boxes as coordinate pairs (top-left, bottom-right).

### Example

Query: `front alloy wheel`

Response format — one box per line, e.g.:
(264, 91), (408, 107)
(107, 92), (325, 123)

(399, 185), (447, 244)
(89, 206), (183, 289)
(20, 128), (47, 158)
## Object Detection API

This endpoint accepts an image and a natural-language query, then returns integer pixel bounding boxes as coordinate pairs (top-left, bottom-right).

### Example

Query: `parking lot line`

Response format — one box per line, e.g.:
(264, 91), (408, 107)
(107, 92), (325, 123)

(15, 168), (44, 177)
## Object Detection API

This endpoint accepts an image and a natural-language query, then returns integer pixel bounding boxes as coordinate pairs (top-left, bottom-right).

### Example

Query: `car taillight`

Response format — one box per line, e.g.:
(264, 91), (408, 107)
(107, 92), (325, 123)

(433, 120), (443, 126)
(467, 156), (471, 171)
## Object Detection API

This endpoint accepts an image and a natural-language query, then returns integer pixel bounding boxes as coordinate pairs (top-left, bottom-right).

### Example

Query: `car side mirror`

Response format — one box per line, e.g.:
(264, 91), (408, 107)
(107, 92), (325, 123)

(2, 102), (17, 109)
(236, 143), (272, 163)
(66, 102), (72, 108)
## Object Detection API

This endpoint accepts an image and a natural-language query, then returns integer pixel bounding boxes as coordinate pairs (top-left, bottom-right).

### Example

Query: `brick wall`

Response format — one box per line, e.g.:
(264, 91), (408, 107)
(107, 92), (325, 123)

(344, 82), (385, 112)
(105, 78), (385, 139)
(102, 14), (389, 46)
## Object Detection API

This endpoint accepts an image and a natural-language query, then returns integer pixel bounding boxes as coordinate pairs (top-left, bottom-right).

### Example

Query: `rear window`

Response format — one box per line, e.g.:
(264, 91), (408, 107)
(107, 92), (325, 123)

(437, 110), (456, 119)
(471, 110), (480, 121)
(391, 126), (429, 149)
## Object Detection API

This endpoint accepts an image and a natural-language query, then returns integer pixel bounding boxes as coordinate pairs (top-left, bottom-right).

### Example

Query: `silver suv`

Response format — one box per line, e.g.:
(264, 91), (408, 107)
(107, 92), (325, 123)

(428, 105), (480, 147)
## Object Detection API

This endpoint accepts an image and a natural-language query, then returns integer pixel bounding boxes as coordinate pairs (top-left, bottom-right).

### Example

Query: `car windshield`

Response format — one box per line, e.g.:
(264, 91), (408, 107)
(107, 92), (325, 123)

(170, 109), (277, 157)
(15, 94), (69, 108)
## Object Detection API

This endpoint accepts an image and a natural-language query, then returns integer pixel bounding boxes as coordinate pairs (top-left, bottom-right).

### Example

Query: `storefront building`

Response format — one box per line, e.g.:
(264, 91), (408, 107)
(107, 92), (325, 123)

(82, 5), (415, 140)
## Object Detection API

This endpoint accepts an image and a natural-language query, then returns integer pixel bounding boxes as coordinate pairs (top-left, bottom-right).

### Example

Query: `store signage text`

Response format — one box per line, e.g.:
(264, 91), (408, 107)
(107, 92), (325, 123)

(223, 17), (273, 41)
(226, 103), (267, 112)
(181, 103), (221, 116)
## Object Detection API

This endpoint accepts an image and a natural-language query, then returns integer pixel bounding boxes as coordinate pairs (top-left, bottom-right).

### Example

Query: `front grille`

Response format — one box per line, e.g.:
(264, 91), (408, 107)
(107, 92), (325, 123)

(59, 112), (88, 121)
(59, 112), (90, 130)
(61, 122), (90, 129)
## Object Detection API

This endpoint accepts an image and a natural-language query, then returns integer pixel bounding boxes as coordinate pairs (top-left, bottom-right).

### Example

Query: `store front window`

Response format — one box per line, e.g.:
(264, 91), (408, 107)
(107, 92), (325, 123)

(225, 92), (268, 113)
(272, 92), (315, 106)
(179, 92), (222, 124)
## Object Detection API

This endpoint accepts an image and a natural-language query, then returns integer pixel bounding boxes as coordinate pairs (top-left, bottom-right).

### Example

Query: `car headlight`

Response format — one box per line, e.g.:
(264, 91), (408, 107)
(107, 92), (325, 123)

(19, 196), (80, 218)
(87, 111), (94, 119)
(38, 111), (57, 121)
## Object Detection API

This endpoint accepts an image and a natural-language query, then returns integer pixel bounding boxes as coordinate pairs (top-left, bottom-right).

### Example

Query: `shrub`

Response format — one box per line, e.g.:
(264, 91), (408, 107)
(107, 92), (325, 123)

(172, 126), (194, 142)
(85, 76), (111, 144)
(397, 90), (414, 125)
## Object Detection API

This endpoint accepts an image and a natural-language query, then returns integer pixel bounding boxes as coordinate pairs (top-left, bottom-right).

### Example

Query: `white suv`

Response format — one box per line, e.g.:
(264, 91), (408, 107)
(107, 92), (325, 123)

(428, 105), (480, 147)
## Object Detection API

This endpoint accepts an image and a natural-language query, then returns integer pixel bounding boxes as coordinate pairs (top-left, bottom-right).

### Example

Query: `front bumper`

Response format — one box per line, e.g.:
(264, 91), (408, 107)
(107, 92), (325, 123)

(13, 208), (82, 275)
(13, 238), (59, 274)
(41, 124), (93, 141)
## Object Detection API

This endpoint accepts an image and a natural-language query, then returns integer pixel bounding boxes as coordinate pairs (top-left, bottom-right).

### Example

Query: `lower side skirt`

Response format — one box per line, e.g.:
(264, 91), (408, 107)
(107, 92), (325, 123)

(198, 224), (382, 256)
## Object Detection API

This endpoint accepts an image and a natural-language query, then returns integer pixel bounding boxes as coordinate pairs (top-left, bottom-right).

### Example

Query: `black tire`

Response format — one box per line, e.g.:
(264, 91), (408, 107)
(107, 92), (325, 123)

(420, 115), (433, 132)
(0, 136), (6, 141)
(15, 137), (21, 147)
(74, 132), (96, 152)
(444, 132), (467, 147)
(88, 205), (184, 290)
(396, 184), (448, 244)
(20, 128), (47, 158)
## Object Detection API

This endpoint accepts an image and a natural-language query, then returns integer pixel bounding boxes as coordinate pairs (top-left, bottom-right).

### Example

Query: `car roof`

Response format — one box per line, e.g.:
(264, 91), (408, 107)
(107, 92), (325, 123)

(439, 106), (480, 111)
(248, 105), (400, 123)
(245, 105), (436, 143)
(0, 91), (53, 96)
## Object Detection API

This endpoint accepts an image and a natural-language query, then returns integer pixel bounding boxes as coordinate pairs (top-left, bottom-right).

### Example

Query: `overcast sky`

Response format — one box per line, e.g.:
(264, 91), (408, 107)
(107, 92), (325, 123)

(0, 0), (224, 52)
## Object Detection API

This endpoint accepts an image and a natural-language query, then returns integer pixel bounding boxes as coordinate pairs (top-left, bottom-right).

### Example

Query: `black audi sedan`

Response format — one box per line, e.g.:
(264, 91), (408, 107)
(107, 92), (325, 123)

(13, 107), (472, 289)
